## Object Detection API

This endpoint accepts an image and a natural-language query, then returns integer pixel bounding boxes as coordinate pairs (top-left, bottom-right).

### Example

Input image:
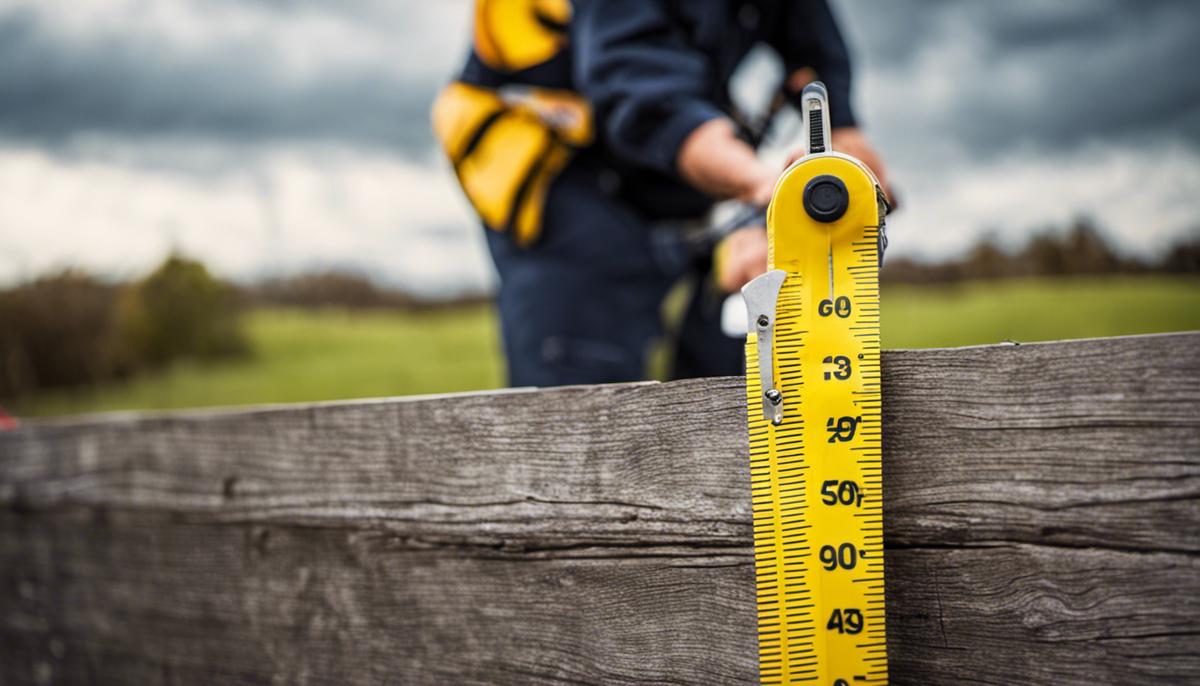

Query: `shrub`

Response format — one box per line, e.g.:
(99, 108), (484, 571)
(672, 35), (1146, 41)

(0, 271), (122, 398)
(1161, 235), (1200, 274)
(113, 255), (249, 370)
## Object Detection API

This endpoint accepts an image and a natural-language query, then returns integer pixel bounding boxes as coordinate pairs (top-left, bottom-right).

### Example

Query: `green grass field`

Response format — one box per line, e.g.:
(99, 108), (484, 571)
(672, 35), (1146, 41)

(881, 276), (1200, 349)
(17, 306), (504, 417)
(15, 276), (1199, 417)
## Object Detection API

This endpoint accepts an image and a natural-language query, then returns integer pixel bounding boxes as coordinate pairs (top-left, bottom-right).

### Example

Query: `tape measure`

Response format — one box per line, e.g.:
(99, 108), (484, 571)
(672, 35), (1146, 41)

(742, 82), (889, 685)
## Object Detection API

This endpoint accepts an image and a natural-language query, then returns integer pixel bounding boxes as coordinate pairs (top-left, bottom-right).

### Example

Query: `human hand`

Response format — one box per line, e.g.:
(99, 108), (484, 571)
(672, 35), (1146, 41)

(679, 118), (779, 207)
(784, 127), (895, 207)
(831, 128), (889, 192)
(739, 172), (777, 208)
(715, 226), (769, 293)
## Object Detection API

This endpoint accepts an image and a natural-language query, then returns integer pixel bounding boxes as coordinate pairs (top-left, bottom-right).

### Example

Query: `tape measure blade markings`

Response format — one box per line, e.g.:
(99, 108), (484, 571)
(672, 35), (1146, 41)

(745, 271), (815, 684)
(744, 149), (887, 685)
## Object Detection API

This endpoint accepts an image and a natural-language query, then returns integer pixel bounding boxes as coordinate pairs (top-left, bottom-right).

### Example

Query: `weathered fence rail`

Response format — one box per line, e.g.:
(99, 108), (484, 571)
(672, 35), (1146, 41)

(1, 332), (1198, 685)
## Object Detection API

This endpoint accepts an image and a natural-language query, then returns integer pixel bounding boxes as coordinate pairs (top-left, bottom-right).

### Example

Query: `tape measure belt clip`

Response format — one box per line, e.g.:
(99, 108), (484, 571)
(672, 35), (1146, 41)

(743, 269), (788, 425)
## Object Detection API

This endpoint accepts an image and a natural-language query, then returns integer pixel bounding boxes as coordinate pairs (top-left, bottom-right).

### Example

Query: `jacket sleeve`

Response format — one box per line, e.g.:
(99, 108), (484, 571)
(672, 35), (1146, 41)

(773, 0), (858, 128)
(571, 0), (725, 176)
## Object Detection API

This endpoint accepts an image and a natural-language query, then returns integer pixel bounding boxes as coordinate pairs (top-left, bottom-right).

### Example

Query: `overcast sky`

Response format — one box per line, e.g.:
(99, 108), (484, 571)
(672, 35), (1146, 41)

(1, 0), (1197, 294)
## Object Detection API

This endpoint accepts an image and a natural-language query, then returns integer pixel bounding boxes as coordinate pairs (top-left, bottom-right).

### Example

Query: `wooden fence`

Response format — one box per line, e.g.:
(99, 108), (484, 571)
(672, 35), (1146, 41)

(1, 332), (1198, 684)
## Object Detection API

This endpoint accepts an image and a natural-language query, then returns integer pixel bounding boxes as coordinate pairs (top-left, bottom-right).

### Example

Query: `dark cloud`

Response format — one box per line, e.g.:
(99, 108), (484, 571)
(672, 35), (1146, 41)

(837, 0), (1200, 156)
(0, 0), (1195, 286)
(0, 2), (466, 155)
(1, 0), (1196, 165)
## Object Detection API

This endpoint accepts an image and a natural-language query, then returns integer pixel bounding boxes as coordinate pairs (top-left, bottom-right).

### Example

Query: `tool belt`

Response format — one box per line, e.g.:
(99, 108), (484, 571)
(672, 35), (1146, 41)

(433, 82), (592, 247)
(433, 0), (589, 247)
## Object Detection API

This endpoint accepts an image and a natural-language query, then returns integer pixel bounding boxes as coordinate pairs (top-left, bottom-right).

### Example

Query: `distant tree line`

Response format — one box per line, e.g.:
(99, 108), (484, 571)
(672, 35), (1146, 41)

(882, 219), (1199, 284)
(250, 272), (490, 311)
(1, 223), (1196, 400)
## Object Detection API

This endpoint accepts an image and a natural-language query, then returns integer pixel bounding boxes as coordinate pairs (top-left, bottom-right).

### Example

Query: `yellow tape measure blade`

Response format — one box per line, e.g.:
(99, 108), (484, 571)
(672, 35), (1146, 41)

(744, 150), (887, 685)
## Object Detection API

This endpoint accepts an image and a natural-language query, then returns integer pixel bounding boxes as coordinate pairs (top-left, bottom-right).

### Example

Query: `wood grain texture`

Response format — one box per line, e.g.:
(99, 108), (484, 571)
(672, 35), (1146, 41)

(1, 332), (1198, 685)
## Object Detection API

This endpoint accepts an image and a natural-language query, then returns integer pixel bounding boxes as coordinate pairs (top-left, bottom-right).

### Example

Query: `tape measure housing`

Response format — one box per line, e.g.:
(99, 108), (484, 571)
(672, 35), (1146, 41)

(745, 152), (887, 685)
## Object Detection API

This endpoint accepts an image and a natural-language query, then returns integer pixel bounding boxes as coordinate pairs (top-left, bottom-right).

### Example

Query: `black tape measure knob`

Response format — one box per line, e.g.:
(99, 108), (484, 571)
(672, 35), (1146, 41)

(803, 175), (849, 223)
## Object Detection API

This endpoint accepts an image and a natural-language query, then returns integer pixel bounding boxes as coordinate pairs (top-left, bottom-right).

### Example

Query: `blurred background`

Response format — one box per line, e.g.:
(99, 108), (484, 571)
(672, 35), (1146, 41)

(1, 0), (1197, 418)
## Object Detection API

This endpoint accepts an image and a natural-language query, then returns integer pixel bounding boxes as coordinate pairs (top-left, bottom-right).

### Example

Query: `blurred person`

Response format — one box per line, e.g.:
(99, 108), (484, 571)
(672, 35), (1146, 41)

(434, 0), (889, 386)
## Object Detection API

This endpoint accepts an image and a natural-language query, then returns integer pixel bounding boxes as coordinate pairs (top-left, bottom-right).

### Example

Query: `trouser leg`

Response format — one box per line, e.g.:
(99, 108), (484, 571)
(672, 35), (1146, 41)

(484, 164), (675, 387)
(669, 275), (745, 380)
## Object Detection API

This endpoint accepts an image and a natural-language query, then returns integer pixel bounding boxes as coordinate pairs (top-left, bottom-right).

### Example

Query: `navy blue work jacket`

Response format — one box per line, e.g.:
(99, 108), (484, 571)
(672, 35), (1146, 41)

(461, 0), (857, 221)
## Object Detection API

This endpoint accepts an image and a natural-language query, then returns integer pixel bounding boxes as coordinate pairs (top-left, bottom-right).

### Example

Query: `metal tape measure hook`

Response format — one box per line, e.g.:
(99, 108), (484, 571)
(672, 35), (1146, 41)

(742, 269), (788, 425)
